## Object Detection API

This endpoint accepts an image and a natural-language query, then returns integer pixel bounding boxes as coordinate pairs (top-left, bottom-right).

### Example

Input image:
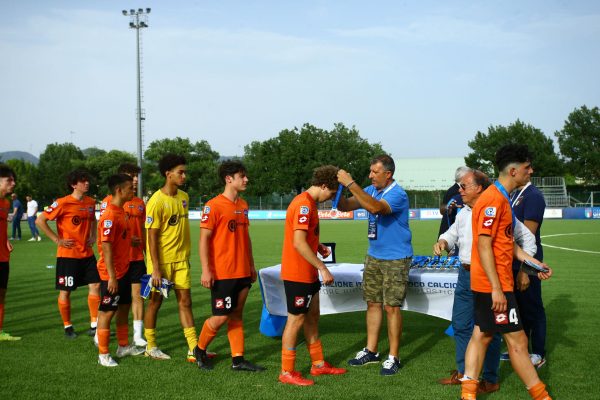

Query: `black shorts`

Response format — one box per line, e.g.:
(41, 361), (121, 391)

(128, 260), (146, 283)
(55, 256), (100, 291)
(0, 262), (9, 289)
(99, 274), (132, 312)
(283, 280), (321, 315)
(211, 277), (252, 316)
(473, 291), (523, 333)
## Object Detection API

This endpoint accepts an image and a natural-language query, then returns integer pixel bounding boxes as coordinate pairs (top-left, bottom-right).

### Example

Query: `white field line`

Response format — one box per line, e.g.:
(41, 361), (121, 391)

(541, 233), (600, 254)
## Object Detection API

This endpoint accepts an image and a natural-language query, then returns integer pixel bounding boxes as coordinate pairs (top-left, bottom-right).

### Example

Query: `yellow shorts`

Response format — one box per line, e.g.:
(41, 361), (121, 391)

(147, 260), (191, 290)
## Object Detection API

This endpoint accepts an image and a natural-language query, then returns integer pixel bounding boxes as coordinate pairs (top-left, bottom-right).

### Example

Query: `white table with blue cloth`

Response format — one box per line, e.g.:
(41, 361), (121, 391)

(258, 263), (459, 336)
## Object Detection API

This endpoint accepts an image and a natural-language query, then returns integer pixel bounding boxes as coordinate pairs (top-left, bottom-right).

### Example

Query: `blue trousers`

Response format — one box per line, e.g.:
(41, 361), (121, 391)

(452, 266), (501, 383)
(28, 216), (39, 237)
(513, 269), (546, 357)
(12, 214), (22, 239)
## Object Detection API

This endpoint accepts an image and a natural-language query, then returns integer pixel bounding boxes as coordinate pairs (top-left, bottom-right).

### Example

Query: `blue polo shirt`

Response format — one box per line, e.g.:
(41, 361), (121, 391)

(511, 183), (545, 267)
(365, 182), (413, 260)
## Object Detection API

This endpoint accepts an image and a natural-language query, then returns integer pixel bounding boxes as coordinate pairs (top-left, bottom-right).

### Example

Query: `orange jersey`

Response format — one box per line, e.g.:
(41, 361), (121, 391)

(471, 184), (515, 293)
(97, 204), (130, 280)
(200, 194), (251, 280)
(281, 192), (320, 283)
(0, 198), (10, 262)
(102, 194), (145, 261)
(44, 195), (96, 259)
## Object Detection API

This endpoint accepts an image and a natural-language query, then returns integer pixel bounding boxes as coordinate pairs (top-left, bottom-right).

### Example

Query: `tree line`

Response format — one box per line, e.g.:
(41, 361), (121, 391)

(4, 105), (599, 208)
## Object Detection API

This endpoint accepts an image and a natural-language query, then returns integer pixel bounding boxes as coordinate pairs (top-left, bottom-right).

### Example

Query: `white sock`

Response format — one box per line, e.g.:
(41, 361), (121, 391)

(133, 320), (143, 338)
(91, 321), (97, 329)
(388, 355), (398, 361)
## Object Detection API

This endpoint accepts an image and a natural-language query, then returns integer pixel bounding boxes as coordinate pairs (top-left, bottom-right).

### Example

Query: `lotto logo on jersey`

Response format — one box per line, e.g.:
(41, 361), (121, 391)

(482, 217), (494, 228)
(103, 220), (113, 228)
(300, 206), (309, 215)
(494, 312), (508, 325)
(104, 229), (111, 236)
(146, 216), (153, 224)
(201, 214), (209, 222)
(102, 296), (112, 305)
(58, 276), (65, 285)
(215, 299), (225, 309)
(484, 207), (496, 217)
(294, 297), (305, 307)
(298, 215), (308, 224)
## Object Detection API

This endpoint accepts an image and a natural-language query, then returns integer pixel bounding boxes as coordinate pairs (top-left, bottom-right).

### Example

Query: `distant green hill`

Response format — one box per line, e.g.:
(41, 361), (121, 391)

(0, 151), (39, 165)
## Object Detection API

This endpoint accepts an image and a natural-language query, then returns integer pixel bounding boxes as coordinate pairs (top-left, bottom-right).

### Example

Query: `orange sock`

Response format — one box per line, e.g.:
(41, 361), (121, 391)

(116, 324), (129, 347)
(281, 348), (296, 373)
(227, 319), (245, 357)
(197, 319), (218, 350)
(308, 339), (324, 366)
(461, 379), (478, 400)
(97, 328), (110, 355)
(58, 299), (71, 327)
(529, 382), (551, 400)
(88, 295), (100, 326)
(0, 303), (4, 331)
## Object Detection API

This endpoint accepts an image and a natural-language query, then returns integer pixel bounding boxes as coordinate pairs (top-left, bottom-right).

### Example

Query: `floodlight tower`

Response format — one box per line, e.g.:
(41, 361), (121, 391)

(122, 7), (151, 198)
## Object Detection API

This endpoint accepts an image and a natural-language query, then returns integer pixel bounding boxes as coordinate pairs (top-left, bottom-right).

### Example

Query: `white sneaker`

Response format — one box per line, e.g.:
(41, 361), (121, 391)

(98, 353), (118, 367)
(116, 344), (145, 357)
(530, 353), (546, 368)
(134, 336), (147, 347)
(145, 346), (171, 360)
(28, 238), (36, 242)
(37, 236), (42, 241)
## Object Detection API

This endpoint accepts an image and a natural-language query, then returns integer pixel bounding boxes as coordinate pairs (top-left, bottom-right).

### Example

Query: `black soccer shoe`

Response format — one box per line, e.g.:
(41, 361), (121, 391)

(231, 359), (266, 372)
(193, 346), (213, 370)
(64, 326), (77, 339)
(87, 327), (97, 337)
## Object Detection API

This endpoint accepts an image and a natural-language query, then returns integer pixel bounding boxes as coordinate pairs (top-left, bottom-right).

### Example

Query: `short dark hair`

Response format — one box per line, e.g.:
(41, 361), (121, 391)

(310, 165), (339, 190)
(371, 154), (395, 175)
(117, 163), (141, 175)
(107, 174), (133, 195)
(158, 154), (186, 177)
(472, 170), (491, 190)
(66, 169), (91, 192)
(0, 164), (16, 182)
(495, 144), (533, 172)
(218, 160), (247, 184)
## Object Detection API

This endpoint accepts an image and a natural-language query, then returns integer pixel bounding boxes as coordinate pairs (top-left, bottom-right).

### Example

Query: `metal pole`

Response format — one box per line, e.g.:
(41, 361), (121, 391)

(135, 16), (143, 198)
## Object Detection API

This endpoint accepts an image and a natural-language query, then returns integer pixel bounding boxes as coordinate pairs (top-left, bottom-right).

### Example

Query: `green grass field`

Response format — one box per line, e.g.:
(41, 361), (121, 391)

(1, 219), (599, 399)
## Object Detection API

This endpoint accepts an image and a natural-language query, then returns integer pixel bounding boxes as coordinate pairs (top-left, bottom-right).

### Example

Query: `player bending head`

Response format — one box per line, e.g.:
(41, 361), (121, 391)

(311, 165), (339, 193)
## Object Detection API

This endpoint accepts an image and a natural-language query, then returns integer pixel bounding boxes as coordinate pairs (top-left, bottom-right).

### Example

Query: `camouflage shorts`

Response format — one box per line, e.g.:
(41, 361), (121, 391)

(363, 255), (411, 306)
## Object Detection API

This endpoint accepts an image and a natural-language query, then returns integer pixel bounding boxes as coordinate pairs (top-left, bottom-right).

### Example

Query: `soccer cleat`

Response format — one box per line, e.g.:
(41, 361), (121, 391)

(231, 359), (266, 372)
(64, 326), (77, 339)
(279, 371), (314, 386)
(380, 357), (401, 376)
(530, 354), (547, 369)
(192, 346), (213, 370)
(98, 353), (119, 367)
(87, 327), (97, 337)
(145, 347), (171, 360)
(116, 344), (145, 358)
(438, 370), (463, 385)
(186, 348), (217, 362)
(310, 361), (347, 376)
(348, 347), (381, 366)
(0, 331), (21, 341)
(134, 337), (148, 347)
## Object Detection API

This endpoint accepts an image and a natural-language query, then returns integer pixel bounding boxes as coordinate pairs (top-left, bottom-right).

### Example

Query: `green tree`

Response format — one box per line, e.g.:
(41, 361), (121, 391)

(465, 120), (563, 177)
(143, 137), (220, 208)
(75, 148), (137, 198)
(36, 143), (85, 206)
(5, 159), (38, 199)
(555, 105), (600, 183)
(243, 123), (385, 195)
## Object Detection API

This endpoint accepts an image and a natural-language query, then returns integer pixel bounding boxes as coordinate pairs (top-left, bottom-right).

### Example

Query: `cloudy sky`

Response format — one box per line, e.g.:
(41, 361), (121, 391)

(2, 0), (599, 159)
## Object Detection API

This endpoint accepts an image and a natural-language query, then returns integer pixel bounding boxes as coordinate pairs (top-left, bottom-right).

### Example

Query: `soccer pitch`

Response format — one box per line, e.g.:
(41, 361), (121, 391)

(1, 219), (599, 399)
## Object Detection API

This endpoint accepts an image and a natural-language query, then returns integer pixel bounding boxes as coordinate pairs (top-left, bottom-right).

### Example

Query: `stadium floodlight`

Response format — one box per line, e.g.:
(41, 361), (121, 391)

(122, 7), (151, 198)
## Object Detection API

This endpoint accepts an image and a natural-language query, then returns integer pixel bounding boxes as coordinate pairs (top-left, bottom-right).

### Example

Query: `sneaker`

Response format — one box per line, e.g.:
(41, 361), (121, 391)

(87, 327), (97, 337)
(145, 347), (171, 360)
(530, 354), (546, 369)
(231, 359), (266, 372)
(28, 237), (36, 242)
(64, 326), (77, 339)
(116, 344), (145, 358)
(98, 353), (119, 367)
(0, 331), (22, 341)
(438, 370), (463, 385)
(500, 352), (510, 361)
(134, 336), (147, 347)
(37, 236), (42, 241)
(310, 361), (347, 376)
(348, 347), (381, 366)
(192, 346), (213, 370)
(186, 349), (217, 362)
(380, 357), (401, 376)
(279, 371), (314, 386)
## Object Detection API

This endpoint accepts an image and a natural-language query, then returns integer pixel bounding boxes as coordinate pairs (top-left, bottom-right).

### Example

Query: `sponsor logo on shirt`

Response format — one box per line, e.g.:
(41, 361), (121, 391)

(298, 215), (308, 224)
(104, 229), (111, 236)
(215, 299), (224, 309)
(72, 216), (82, 226)
(203, 206), (210, 214)
(101, 202), (107, 209)
(51, 201), (59, 208)
(182, 200), (187, 208)
(58, 276), (65, 285)
(103, 220), (113, 228)
(201, 214), (209, 222)
(494, 312), (508, 325)
(484, 207), (496, 217)
(482, 217), (494, 228)
(300, 206), (309, 215)
(294, 297), (305, 307)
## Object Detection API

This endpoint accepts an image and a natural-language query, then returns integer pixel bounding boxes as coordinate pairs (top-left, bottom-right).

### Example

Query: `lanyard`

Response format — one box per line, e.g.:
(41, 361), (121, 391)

(510, 182), (531, 207)
(494, 181), (516, 229)
(368, 181), (397, 220)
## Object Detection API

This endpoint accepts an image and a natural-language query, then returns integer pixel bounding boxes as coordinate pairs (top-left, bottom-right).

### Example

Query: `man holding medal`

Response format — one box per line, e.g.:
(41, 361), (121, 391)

(337, 154), (413, 376)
